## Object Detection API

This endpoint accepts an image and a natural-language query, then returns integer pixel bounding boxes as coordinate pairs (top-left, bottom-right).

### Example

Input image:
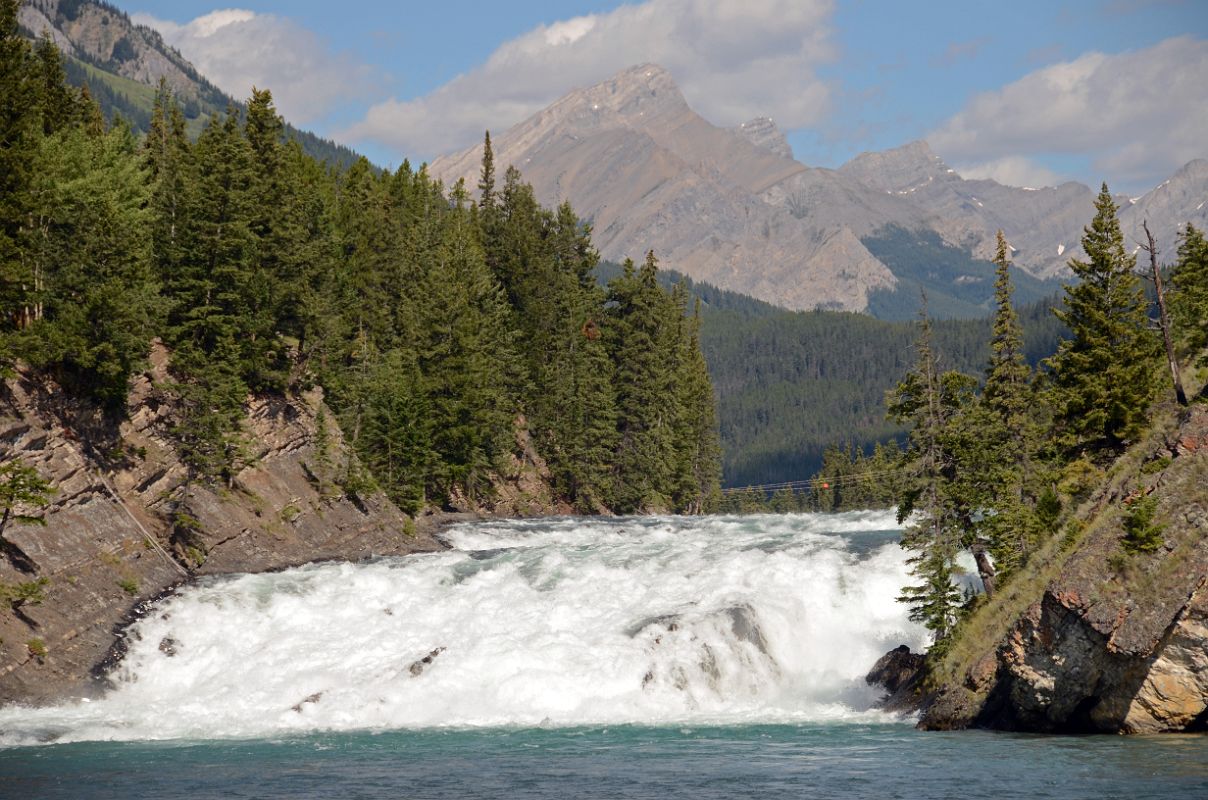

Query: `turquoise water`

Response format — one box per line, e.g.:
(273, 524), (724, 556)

(3, 725), (1207, 799)
(1, 513), (1204, 797)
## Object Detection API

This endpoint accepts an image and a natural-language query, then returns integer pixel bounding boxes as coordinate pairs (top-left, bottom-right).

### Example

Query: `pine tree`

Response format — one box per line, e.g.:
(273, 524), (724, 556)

(1045, 184), (1161, 450)
(978, 231), (1041, 575)
(1171, 223), (1208, 372)
(0, 1), (39, 337)
(607, 252), (680, 512)
(242, 88), (293, 388)
(357, 350), (435, 514)
(531, 202), (618, 509)
(32, 35), (76, 136)
(415, 181), (517, 501)
(144, 80), (191, 288)
(888, 307), (977, 644)
(23, 122), (158, 405)
(478, 130), (496, 212)
(164, 110), (259, 478)
(672, 297), (722, 512)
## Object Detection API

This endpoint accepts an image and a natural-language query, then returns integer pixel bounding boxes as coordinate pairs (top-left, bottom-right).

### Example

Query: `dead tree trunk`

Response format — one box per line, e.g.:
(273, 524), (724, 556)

(1142, 221), (1188, 407)
(971, 541), (996, 598)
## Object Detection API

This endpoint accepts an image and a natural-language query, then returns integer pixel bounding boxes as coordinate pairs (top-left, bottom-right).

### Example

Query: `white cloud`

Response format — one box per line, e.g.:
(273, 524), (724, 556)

(342, 0), (836, 160)
(930, 36), (1208, 191)
(131, 9), (379, 125)
(957, 156), (1065, 189)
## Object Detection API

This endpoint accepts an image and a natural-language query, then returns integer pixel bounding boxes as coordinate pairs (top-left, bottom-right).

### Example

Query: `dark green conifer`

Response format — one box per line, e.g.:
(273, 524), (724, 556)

(979, 231), (1041, 574)
(23, 122), (158, 405)
(1046, 184), (1161, 449)
(1171, 224), (1208, 372)
(607, 252), (679, 512)
(888, 307), (978, 643)
(0, 1), (39, 337)
(164, 109), (259, 478)
(32, 35), (75, 135)
(672, 297), (722, 513)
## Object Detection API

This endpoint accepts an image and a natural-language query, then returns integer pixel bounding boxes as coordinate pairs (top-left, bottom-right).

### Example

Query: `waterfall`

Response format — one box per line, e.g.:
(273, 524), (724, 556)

(0, 511), (927, 745)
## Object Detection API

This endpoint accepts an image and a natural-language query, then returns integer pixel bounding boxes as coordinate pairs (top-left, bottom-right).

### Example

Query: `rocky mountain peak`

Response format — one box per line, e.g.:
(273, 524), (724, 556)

(1119, 158), (1208, 257)
(838, 139), (956, 194)
(731, 117), (793, 160)
(549, 63), (690, 131)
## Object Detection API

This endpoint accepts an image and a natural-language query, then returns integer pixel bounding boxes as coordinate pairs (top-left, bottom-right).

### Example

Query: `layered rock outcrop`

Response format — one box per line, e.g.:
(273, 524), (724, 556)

(0, 347), (445, 705)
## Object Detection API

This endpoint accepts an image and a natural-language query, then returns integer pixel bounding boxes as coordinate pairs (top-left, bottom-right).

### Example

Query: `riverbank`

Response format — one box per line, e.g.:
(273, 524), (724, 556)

(0, 354), (479, 706)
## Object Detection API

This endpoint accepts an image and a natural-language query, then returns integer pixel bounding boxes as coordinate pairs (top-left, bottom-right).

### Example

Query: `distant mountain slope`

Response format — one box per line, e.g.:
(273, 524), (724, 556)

(838, 142), (1102, 279)
(18, 0), (363, 168)
(432, 64), (904, 313)
(433, 63), (1208, 317)
(1119, 159), (1208, 261)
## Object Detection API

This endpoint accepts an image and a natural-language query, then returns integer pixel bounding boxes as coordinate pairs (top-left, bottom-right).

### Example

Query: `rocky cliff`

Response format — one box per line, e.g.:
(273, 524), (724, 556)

(0, 346), (451, 706)
(19, 0), (220, 107)
(895, 402), (1208, 733)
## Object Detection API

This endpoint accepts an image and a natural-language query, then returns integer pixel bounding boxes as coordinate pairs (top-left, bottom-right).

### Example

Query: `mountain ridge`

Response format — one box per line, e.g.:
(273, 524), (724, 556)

(17, 0), (364, 167)
(432, 63), (1208, 315)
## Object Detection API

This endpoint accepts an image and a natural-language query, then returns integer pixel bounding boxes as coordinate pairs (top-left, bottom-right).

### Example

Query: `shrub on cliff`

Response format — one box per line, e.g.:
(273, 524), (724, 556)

(1122, 495), (1165, 554)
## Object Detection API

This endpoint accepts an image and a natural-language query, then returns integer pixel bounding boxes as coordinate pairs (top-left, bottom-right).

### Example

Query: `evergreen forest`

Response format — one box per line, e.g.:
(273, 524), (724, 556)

(0, 10), (722, 518)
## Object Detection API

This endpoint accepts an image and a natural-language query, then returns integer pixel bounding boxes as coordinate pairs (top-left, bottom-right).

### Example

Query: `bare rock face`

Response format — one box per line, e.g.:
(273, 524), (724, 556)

(731, 117), (793, 160)
(0, 345), (443, 706)
(983, 578), (1208, 733)
(20, 0), (211, 101)
(1120, 159), (1208, 263)
(431, 64), (901, 313)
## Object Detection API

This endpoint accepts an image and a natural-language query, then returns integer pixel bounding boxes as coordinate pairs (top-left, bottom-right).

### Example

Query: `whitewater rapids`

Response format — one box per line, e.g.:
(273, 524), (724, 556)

(0, 511), (928, 745)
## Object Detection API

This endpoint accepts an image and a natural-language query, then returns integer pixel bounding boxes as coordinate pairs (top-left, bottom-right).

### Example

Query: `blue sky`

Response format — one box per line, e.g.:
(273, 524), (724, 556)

(127, 0), (1207, 193)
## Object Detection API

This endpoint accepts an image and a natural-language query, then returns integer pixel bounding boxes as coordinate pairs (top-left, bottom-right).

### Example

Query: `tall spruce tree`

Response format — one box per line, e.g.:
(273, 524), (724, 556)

(1171, 223), (1208, 373)
(978, 231), (1042, 575)
(888, 306), (977, 644)
(531, 202), (618, 509)
(164, 109), (260, 478)
(0, 0), (39, 339)
(671, 296), (722, 512)
(416, 181), (517, 501)
(144, 80), (191, 289)
(24, 122), (158, 406)
(32, 36), (76, 136)
(1045, 184), (1161, 450)
(607, 252), (680, 512)
(242, 88), (291, 390)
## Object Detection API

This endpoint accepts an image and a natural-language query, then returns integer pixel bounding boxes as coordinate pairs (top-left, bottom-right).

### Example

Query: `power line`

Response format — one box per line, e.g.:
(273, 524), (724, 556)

(720, 467), (907, 495)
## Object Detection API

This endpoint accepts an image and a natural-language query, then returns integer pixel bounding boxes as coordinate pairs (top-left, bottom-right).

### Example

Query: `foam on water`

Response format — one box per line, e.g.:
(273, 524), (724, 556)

(0, 511), (927, 745)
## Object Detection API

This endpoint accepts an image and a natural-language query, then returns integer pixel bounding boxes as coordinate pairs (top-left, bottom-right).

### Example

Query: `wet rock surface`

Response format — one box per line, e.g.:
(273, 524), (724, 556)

(866, 645), (926, 713)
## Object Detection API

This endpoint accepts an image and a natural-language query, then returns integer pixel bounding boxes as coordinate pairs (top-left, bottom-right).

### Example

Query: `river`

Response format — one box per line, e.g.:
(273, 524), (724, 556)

(1, 512), (1205, 798)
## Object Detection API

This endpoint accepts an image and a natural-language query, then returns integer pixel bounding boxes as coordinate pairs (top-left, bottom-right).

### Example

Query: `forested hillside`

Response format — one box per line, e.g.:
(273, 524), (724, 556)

(17, 0), (362, 168)
(599, 259), (1067, 487)
(0, 9), (721, 518)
